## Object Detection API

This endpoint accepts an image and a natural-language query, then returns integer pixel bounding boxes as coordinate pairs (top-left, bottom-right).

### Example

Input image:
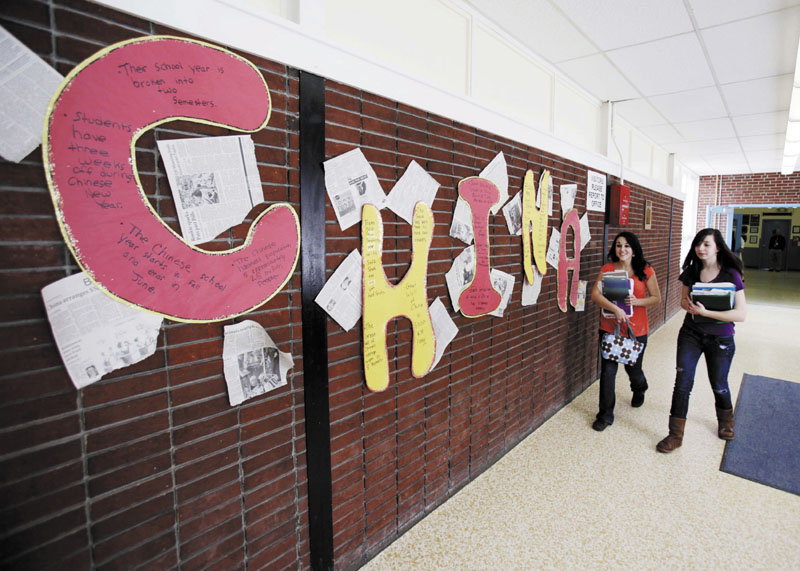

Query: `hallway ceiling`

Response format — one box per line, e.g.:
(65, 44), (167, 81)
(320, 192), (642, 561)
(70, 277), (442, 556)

(465, 0), (800, 176)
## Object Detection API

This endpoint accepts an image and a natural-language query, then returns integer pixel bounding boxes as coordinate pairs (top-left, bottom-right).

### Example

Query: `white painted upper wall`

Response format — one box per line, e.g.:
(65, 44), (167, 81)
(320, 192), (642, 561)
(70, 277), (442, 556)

(95, 0), (687, 200)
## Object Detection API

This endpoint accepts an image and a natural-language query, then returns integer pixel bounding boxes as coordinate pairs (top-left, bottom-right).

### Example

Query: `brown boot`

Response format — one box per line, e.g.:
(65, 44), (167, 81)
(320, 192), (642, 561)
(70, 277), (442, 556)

(656, 416), (686, 453)
(716, 406), (735, 440)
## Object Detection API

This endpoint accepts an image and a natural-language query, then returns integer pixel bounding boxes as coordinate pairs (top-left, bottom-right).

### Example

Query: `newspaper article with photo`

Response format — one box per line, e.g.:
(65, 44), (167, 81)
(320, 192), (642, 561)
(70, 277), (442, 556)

(502, 192), (523, 236)
(449, 198), (474, 245)
(323, 147), (386, 230)
(222, 320), (294, 406)
(385, 160), (440, 224)
(489, 269), (515, 317)
(315, 249), (363, 331)
(157, 134), (263, 245)
(445, 245), (476, 312)
(42, 272), (163, 389)
(0, 25), (64, 162)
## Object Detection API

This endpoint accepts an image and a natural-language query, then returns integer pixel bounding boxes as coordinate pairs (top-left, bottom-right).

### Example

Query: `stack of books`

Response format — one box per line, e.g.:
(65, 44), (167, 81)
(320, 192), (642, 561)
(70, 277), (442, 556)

(600, 270), (633, 318)
(690, 282), (735, 323)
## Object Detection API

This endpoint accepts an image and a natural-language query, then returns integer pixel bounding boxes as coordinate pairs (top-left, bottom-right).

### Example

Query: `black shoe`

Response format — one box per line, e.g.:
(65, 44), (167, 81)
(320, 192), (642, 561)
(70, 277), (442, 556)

(592, 419), (609, 431)
(632, 391), (645, 407)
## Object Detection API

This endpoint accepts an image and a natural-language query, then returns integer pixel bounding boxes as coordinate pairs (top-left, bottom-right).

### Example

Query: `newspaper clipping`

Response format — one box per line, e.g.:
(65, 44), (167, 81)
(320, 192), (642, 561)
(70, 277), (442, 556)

(0, 25), (64, 162)
(429, 297), (458, 369)
(42, 272), (163, 389)
(521, 265), (544, 306)
(560, 184), (577, 218)
(449, 198), (474, 245)
(546, 228), (561, 268)
(480, 151), (509, 215)
(222, 320), (294, 406)
(323, 148), (386, 230)
(385, 160), (440, 225)
(315, 249), (363, 331)
(157, 134), (263, 245)
(502, 191), (523, 236)
(445, 245), (476, 312)
(488, 269), (515, 318)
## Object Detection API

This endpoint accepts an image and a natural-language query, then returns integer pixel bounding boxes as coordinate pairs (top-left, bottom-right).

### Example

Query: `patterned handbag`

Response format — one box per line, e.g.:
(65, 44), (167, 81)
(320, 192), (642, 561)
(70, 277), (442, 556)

(601, 322), (643, 365)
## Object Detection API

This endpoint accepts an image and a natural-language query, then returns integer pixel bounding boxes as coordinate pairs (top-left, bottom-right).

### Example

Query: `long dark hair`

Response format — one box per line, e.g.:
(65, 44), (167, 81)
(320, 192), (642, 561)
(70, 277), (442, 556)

(607, 231), (649, 282)
(682, 228), (744, 280)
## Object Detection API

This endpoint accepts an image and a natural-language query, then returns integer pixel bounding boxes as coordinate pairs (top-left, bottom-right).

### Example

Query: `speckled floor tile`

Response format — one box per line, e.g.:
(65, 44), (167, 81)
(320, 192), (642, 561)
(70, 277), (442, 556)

(362, 272), (800, 570)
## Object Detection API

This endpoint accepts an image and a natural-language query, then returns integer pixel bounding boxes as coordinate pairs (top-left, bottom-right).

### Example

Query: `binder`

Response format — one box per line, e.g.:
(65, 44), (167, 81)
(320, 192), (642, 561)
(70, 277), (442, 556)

(690, 282), (735, 324)
(600, 270), (634, 318)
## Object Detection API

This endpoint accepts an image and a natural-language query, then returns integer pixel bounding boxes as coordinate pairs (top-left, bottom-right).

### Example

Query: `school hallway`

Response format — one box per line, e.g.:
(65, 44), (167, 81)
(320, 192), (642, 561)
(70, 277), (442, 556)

(363, 270), (800, 570)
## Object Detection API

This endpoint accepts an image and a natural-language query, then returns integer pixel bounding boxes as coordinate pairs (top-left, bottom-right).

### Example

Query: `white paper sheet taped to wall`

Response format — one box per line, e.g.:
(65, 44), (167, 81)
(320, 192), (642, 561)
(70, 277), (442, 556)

(42, 272), (163, 389)
(315, 249), (363, 331)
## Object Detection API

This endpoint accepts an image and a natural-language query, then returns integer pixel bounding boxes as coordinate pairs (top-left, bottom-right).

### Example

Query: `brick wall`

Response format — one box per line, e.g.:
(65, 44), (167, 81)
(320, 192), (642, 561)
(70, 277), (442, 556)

(323, 84), (685, 567)
(0, 1), (684, 569)
(1, 2), (308, 569)
(697, 172), (800, 230)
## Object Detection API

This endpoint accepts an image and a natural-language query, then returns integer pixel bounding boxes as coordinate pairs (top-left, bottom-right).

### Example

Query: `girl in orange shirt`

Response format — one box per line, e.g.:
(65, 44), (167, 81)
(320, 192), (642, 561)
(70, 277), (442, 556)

(590, 232), (661, 431)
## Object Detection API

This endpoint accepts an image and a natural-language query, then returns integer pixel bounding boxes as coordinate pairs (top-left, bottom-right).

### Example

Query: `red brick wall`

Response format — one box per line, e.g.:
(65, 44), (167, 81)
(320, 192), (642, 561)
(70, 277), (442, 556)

(0, 2), (684, 570)
(697, 172), (800, 230)
(323, 85), (685, 567)
(0, 2), (308, 569)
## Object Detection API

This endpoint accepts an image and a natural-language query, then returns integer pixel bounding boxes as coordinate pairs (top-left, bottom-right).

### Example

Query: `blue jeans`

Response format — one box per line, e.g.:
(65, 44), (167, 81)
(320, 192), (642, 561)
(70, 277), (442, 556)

(670, 325), (735, 418)
(596, 331), (648, 425)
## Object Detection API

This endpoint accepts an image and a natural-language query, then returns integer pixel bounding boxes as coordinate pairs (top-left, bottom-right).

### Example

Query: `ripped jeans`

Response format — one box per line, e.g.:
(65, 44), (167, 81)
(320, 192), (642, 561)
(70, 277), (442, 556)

(670, 324), (735, 418)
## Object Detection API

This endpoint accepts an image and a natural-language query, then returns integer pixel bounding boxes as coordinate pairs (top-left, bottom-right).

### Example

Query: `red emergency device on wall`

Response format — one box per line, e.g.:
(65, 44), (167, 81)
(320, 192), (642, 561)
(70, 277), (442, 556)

(609, 183), (630, 225)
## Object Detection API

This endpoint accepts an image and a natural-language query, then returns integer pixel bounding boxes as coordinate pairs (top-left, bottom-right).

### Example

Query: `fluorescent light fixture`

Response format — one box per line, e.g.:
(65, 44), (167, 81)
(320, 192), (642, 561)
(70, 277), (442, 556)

(782, 38), (800, 174)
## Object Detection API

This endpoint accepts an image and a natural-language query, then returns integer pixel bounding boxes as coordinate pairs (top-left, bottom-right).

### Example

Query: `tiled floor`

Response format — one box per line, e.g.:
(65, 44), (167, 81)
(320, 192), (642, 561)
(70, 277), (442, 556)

(363, 270), (800, 569)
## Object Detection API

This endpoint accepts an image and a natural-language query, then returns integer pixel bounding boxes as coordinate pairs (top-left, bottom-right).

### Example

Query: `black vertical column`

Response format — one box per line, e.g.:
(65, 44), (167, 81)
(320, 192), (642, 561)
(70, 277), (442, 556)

(299, 71), (333, 571)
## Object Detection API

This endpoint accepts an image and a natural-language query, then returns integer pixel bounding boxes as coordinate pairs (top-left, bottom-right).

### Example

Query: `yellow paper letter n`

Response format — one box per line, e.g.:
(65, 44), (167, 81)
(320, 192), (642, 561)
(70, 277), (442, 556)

(362, 202), (435, 392)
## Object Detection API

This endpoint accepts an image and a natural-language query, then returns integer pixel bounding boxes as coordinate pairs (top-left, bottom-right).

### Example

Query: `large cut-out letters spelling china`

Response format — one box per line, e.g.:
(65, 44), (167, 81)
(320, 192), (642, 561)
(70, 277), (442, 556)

(458, 177), (502, 317)
(557, 208), (582, 312)
(43, 36), (300, 322)
(362, 203), (435, 392)
(521, 169), (550, 285)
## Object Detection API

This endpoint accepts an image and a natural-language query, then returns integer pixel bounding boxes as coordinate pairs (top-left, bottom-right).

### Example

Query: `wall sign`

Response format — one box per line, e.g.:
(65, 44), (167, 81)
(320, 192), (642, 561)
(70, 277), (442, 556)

(586, 170), (606, 212)
(43, 36), (300, 322)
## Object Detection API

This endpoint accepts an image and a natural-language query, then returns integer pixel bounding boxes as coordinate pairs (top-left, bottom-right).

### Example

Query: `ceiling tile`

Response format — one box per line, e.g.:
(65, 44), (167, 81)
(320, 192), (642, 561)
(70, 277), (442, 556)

(649, 86), (727, 122)
(607, 33), (714, 96)
(732, 110), (790, 136)
(689, 0), (800, 28)
(740, 133), (786, 150)
(674, 117), (736, 140)
(722, 74), (793, 115)
(614, 98), (667, 127)
(665, 137), (741, 154)
(468, 0), (597, 63)
(679, 156), (713, 174)
(555, 0), (692, 50)
(745, 148), (783, 162)
(638, 123), (685, 144)
(701, 8), (800, 84)
(557, 54), (639, 101)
